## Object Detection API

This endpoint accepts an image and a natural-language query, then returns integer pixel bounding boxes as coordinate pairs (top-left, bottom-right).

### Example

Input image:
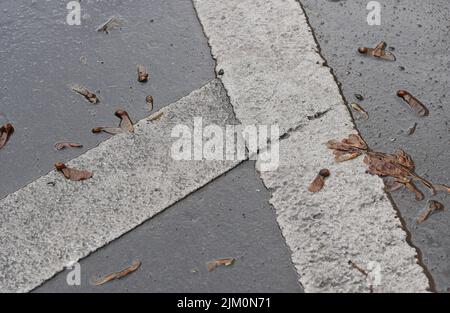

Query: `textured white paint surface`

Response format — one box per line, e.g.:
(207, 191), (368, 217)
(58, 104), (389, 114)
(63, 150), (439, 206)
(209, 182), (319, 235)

(0, 80), (241, 292)
(194, 0), (429, 292)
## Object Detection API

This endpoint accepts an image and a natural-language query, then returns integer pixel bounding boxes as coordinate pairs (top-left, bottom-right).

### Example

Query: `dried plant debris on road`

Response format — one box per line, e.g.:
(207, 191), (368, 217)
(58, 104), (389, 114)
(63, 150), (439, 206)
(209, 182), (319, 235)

(397, 90), (429, 116)
(207, 258), (235, 271)
(54, 141), (83, 151)
(137, 64), (149, 82)
(416, 200), (445, 224)
(91, 261), (141, 286)
(350, 102), (369, 120)
(0, 123), (14, 150)
(407, 122), (418, 136)
(71, 85), (99, 104)
(96, 16), (125, 34)
(55, 162), (93, 181)
(348, 261), (374, 293)
(146, 95), (154, 111)
(308, 169), (331, 193)
(327, 134), (449, 201)
(358, 41), (396, 61)
(92, 109), (134, 134)
(147, 111), (164, 122)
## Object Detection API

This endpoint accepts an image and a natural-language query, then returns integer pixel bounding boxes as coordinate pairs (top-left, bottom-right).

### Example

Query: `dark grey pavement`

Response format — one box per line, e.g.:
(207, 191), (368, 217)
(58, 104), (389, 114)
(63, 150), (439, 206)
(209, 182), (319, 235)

(34, 161), (303, 293)
(0, 0), (214, 199)
(300, 0), (449, 292)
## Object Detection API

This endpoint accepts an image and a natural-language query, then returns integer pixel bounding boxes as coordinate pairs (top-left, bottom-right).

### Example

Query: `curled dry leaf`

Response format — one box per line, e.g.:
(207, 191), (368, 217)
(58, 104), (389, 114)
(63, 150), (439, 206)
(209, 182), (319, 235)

(146, 95), (154, 111)
(137, 64), (149, 82)
(0, 123), (14, 150)
(358, 41), (396, 61)
(92, 109), (134, 135)
(55, 162), (93, 181)
(416, 200), (444, 224)
(96, 16), (125, 34)
(397, 90), (429, 116)
(115, 109), (134, 132)
(308, 169), (330, 193)
(71, 85), (99, 104)
(207, 258), (235, 271)
(91, 260), (141, 286)
(351, 102), (369, 120)
(54, 141), (83, 151)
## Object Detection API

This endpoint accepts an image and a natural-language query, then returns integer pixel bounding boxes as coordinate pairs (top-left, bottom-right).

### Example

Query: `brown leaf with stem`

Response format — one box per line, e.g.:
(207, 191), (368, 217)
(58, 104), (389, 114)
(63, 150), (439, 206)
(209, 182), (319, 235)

(146, 95), (154, 111)
(397, 90), (429, 116)
(416, 200), (444, 224)
(358, 41), (396, 61)
(71, 85), (99, 104)
(91, 261), (141, 286)
(115, 109), (134, 133)
(137, 64), (149, 82)
(351, 103), (369, 120)
(308, 169), (331, 192)
(0, 123), (14, 150)
(207, 258), (235, 271)
(55, 162), (93, 181)
(54, 141), (83, 151)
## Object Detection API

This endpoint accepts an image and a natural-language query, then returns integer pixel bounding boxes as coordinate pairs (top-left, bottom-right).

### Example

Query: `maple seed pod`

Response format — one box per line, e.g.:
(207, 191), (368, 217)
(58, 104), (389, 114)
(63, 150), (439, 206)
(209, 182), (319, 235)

(397, 90), (408, 97)
(4, 123), (14, 133)
(115, 109), (126, 118)
(92, 127), (102, 133)
(319, 169), (330, 178)
(358, 47), (368, 54)
(146, 95), (154, 105)
(54, 162), (67, 171)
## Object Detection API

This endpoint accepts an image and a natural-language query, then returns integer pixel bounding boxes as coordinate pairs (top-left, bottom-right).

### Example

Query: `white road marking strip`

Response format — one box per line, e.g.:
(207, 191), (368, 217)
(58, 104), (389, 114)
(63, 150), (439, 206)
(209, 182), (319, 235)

(0, 79), (241, 292)
(194, 0), (430, 292)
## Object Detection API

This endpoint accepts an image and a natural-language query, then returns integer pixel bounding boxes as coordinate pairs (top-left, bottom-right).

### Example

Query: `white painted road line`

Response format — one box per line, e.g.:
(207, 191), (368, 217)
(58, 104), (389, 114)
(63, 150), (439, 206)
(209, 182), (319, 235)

(0, 79), (241, 292)
(194, 0), (430, 291)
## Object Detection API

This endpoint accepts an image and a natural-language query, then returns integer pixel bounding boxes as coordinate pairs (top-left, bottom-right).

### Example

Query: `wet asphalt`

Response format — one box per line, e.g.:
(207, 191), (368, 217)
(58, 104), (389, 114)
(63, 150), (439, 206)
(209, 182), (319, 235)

(301, 0), (449, 292)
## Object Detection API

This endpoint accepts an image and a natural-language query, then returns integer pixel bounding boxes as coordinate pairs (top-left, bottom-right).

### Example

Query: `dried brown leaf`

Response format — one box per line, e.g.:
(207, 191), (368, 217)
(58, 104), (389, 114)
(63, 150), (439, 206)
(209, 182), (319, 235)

(71, 85), (99, 104)
(91, 261), (141, 286)
(0, 123), (14, 150)
(207, 258), (235, 271)
(397, 90), (429, 116)
(308, 169), (330, 192)
(416, 200), (444, 224)
(55, 162), (93, 181)
(358, 41), (396, 61)
(137, 64), (149, 82)
(351, 103), (369, 120)
(146, 95), (154, 111)
(54, 141), (83, 151)
(115, 109), (134, 132)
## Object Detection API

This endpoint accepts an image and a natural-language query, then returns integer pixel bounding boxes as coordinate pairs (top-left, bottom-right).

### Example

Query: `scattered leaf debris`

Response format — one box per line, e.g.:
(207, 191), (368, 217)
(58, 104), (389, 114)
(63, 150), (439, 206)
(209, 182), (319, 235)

(397, 90), (429, 116)
(307, 108), (331, 120)
(146, 95), (154, 111)
(407, 122), (418, 136)
(91, 260), (141, 286)
(71, 85), (99, 104)
(147, 111), (164, 122)
(0, 123), (14, 150)
(207, 258), (235, 271)
(55, 162), (93, 181)
(308, 169), (330, 193)
(348, 260), (373, 293)
(327, 134), (440, 200)
(358, 41), (396, 61)
(137, 64), (149, 82)
(416, 200), (444, 224)
(350, 102), (369, 120)
(92, 109), (134, 134)
(96, 16), (125, 34)
(54, 141), (83, 151)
